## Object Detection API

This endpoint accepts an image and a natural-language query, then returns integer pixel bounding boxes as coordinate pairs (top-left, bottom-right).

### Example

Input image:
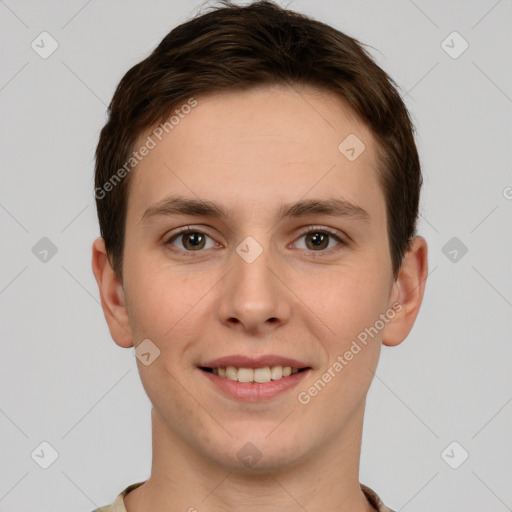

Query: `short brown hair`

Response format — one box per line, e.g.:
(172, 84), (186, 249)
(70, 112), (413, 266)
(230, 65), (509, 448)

(94, 0), (422, 281)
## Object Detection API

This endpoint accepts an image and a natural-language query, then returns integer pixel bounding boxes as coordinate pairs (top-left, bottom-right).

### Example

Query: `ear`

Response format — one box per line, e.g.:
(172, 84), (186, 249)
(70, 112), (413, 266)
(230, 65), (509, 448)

(382, 236), (428, 347)
(91, 237), (133, 348)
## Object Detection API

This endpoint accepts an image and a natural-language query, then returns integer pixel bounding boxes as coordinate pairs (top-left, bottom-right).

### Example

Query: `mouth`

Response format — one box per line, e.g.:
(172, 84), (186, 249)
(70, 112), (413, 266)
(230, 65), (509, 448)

(199, 365), (311, 384)
(198, 364), (312, 401)
(197, 355), (313, 401)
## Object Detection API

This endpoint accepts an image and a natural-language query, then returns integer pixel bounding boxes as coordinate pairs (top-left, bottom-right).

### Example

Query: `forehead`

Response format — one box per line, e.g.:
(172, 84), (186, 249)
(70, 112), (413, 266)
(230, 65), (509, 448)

(126, 84), (385, 226)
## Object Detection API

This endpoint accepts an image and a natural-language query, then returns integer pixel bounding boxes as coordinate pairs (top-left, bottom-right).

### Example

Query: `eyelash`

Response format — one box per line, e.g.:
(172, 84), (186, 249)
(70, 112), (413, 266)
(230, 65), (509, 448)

(163, 225), (346, 257)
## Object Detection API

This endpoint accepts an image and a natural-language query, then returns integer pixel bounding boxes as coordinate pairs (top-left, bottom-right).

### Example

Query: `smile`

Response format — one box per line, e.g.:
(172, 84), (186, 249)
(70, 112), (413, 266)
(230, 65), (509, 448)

(199, 366), (312, 401)
(200, 365), (309, 383)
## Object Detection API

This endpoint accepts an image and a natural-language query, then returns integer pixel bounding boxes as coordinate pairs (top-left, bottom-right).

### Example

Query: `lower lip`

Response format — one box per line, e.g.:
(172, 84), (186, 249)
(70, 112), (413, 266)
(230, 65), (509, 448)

(199, 368), (311, 401)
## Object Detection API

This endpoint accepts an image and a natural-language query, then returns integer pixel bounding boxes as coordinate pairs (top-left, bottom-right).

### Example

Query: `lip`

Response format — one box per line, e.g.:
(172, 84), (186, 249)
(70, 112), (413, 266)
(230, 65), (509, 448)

(199, 367), (312, 402)
(200, 355), (311, 369)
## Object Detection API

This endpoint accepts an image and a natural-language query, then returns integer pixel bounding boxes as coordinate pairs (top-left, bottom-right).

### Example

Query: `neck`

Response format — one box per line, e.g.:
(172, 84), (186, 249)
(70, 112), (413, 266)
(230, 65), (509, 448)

(124, 405), (375, 512)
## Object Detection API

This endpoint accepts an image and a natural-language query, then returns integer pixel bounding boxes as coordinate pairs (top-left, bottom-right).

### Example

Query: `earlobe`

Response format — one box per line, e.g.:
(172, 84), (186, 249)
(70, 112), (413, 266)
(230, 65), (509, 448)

(91, 237), (134, 348)
(382, 236), (428, 347)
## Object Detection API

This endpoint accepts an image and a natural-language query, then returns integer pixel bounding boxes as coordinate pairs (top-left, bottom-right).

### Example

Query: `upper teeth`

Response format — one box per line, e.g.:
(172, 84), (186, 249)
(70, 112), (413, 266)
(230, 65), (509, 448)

(213, 366), (300, 383)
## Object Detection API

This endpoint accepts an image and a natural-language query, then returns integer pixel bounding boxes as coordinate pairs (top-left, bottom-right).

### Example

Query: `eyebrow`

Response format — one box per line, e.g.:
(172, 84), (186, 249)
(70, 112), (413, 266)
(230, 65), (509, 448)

(139, 194), (370, 225)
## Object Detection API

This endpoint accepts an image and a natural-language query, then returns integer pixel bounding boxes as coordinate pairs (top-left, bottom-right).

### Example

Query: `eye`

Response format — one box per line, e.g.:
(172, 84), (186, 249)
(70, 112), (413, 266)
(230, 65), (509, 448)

(164, 226), (218, 252)
(164, 225), (345, 256)
(293, 226), (345, 254)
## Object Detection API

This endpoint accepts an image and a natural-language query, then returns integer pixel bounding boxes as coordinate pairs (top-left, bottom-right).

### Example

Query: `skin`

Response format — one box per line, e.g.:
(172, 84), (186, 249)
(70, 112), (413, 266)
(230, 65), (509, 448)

(92, 83), (428, 512)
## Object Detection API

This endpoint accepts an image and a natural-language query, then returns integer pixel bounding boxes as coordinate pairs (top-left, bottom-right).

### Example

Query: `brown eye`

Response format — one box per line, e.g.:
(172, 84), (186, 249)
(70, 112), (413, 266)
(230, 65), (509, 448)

(181, 231), (206, 250)
(304, 231), (330, 250)
(294, 227), (344, 254)
(165, 228), (217, 252)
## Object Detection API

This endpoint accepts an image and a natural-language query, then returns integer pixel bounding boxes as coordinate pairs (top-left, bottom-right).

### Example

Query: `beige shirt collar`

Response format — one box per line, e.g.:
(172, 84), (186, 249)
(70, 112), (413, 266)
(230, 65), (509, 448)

(95, 480), (395, 512)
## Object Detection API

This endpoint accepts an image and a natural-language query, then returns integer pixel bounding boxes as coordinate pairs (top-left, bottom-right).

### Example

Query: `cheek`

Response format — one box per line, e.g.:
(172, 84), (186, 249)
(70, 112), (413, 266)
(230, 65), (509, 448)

(299, 269), (390, 410)
(296, 263), (390, 345)
(123, 251), (203, 340)
(305, 274), (386, 409)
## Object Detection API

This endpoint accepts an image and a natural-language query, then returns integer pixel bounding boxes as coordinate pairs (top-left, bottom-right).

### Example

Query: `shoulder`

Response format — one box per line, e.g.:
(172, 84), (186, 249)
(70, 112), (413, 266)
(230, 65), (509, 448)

(90, 481), (147, 512)
(361, 483), (396, 512)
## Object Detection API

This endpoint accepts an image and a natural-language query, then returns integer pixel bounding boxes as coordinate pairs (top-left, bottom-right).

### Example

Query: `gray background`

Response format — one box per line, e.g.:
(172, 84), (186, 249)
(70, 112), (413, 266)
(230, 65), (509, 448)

(1, 0), (511, 510)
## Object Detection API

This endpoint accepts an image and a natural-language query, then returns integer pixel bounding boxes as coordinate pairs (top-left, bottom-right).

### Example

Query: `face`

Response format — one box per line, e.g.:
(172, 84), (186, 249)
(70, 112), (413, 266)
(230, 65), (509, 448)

(96, 84), (416, 473)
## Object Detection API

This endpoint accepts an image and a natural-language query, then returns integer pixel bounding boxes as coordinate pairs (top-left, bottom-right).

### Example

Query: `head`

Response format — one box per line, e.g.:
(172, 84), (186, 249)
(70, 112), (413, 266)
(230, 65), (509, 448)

(92, 0), (427, 473)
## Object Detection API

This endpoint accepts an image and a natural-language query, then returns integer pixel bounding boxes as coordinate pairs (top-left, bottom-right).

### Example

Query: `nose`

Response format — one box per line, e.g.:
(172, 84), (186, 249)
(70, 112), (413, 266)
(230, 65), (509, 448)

(217, 238), (291, 335)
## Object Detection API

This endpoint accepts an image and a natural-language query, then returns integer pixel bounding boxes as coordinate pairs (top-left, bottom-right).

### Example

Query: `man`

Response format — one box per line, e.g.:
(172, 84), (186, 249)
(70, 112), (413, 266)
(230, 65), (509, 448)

(91, 1), (428, 510)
